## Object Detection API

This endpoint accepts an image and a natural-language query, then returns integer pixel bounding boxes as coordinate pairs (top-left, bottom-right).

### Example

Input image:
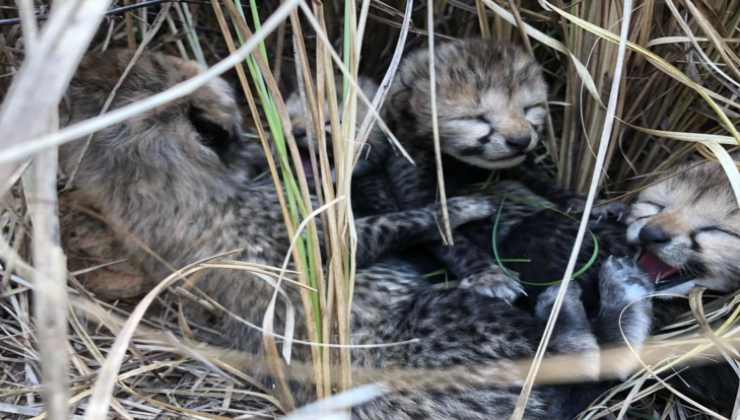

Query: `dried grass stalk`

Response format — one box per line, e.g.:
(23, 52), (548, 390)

(1, 1), (739, 418)
(0, 0), (112, 196)
(512, 0), (634, 417)
(22, 128), (69, 420)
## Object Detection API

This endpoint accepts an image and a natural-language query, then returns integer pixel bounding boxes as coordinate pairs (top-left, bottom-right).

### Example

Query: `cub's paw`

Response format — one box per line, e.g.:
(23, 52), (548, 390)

(444, 195), (499, 227)
(599, 256), (654, 305)
(459, 264), (524, 303)
(591, 201), (629, 224)
(566, 198), (628, 223)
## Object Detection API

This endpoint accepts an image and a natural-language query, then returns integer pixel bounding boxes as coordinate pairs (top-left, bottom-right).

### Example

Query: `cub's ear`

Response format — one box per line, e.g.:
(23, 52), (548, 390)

(389, 84), (411, 110)
(388, 86), (416, 131)
(188, 105), (240, 162)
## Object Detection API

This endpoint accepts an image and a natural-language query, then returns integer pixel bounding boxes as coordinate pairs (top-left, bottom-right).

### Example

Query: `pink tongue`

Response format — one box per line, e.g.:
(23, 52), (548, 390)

(639, 253), (679, 283)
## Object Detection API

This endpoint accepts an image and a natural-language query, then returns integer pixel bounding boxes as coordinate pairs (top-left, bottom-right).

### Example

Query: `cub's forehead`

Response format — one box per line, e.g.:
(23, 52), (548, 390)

(478, 90), (509, 107)
(511, 80), (547, 104)
(407, 40), (533, 76)
(639, 161), (740, 214)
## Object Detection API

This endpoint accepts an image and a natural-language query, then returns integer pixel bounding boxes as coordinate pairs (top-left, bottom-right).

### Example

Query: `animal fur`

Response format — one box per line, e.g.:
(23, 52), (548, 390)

(626, 159), (740, 293)
(624, 158), (740, 416)
(59, 49), (516, 408)
(353, 39), (549, 301)
(60, 49), (659, 419)
(453, 162), (740, 417)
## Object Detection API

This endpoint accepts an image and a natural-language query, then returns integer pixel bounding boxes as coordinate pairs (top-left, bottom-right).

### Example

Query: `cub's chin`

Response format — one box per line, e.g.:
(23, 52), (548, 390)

(451, 153), (527, 170)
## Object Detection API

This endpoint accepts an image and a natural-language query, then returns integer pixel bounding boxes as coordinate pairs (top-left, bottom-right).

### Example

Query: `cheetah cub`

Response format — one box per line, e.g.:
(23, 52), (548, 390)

(286, 40), (548, 301)
(627, 158), (740, 294)
(385, 39), (547, 169)
(624, 158), (740, 415)
(463, 160), (740, 417)
(60, 49), (661, 420)
(357, 39), (548, 301)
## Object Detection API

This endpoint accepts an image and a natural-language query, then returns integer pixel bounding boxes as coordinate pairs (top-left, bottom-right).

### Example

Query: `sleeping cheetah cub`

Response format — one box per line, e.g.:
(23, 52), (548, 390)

(627, 159), (740, 294)
(359, 39), (548, 300)
(624, 158), (740, 415)
(385, 40), (547, 169)
(286, 40), (547, 301)
(503, 158), (740, 416)
(463, 159), (740, 416)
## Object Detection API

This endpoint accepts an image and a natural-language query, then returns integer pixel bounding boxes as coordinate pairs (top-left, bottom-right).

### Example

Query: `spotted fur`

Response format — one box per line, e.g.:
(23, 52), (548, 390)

(351, 39), (548, 299)
(350, 255), (653, 419)
(467, 167), (740, 417)
(60, 50), (659, 419)
(59, 49), (508, 407)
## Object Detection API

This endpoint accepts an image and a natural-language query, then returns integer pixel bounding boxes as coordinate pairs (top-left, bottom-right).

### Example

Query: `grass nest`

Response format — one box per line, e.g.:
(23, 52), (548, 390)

(0, 1), (739, 419)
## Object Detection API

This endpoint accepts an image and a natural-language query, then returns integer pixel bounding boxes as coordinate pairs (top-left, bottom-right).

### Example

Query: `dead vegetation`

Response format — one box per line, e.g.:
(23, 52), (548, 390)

(0, 1), (739, 419)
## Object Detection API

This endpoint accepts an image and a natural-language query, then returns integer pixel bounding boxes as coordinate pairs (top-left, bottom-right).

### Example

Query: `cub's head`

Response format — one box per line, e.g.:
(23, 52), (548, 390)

(60, 49), (249, 200)
(387, 39), (547, 169)
(286, 76), (379, 152)
(286, 76), (381, 178)
(626, 159), (740, 293)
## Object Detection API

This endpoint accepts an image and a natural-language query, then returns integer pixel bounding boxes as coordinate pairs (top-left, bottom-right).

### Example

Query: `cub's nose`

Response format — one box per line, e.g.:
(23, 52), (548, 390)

(506, 136), (532, 151)
(639, 225), (671, 244)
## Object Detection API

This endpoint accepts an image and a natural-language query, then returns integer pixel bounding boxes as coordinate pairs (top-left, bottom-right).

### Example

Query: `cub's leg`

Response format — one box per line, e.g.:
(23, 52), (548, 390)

(535, 281), (600, 380)
(381, 149), (524, 299)
(594, 256), (654, 378)
(534, 282), (603, 420)
(353, 195), (499, 268)
(434, 235), (524, 303)
(540, 257), (654, 419)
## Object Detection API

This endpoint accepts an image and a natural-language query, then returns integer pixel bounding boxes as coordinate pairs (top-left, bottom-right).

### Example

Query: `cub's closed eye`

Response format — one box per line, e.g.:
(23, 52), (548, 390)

(636, 200), (665, 211)
(629, 200), (664, 221)
(452, 115), (488, 123)
(523, 104), (544, 114)
(446, 115), (489, 125)
(695, 226), (740, 241)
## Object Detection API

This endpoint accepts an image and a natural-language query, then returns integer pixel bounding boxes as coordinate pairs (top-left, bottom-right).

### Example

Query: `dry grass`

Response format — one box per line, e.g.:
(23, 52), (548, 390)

(0, 1), (739, 419)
